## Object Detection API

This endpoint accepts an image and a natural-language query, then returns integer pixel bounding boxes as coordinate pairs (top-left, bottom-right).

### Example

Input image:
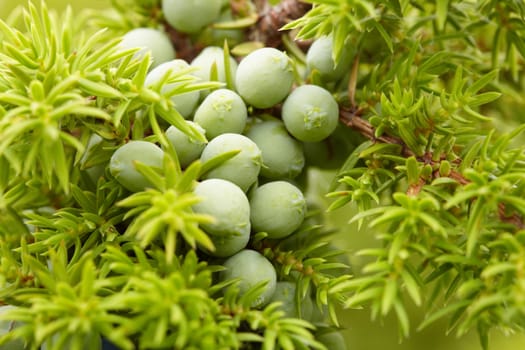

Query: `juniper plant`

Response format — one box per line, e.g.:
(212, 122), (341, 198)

(0, 1), (524, 350)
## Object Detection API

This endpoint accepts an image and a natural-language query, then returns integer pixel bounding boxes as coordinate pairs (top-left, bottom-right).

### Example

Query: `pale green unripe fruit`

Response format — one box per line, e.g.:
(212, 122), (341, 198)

(191, 46), (238, 86)
(200, 133), (262, 192)
(220, 249), (277, 308)
(109, 141), (164, 192)
(162, 0), (222, 34)
(192, 179), (250, 257)
(204, 230), (251, 258)
(245, 118), (304, 179)
(194, 89), (248, 139)
(119, 28), (175, 68)
(235, 47), (294, 108)
(269, 281), (313, 319)
(145, 59), (200, 118)
(165, 121), (207, 168)
(249, 181), (306, 239)
(282, 84), (339, 142)
(306, 35), (352, 81)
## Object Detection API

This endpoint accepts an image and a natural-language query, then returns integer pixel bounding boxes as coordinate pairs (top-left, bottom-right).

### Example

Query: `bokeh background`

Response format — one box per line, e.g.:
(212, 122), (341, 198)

(1, 1), (524, 349)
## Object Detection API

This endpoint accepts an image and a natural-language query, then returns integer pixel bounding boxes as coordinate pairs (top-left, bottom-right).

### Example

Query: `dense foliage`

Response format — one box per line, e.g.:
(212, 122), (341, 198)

(0, 0), (525, 349)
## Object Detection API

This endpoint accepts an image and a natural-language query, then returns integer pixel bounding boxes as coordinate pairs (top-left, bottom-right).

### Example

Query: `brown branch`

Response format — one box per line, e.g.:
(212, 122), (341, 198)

(339, 106), (468, 184)
(249, 0), (312, 48)
(339, 106), (406, 148)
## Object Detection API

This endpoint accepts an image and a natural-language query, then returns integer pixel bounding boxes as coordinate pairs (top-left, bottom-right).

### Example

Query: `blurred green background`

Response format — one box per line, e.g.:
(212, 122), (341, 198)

(1, 1), (524, 349)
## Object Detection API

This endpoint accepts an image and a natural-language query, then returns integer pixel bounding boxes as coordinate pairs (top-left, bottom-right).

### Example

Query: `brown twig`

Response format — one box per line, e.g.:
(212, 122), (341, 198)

(249, 0), (312, 48)
(407, 178), (427, 197)
(339, 106), (406, 148)
(339, 106), (468, 184)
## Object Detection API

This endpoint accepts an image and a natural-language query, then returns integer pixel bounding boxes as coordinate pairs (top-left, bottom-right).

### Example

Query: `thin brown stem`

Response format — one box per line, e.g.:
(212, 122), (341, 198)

(339, 106), (406, 147)
(249, 0), (312, 48)
(339, 107), (470, 186)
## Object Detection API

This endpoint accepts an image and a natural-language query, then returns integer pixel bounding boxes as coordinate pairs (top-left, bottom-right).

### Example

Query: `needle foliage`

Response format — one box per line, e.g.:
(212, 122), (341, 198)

(1, 1), (525, 349)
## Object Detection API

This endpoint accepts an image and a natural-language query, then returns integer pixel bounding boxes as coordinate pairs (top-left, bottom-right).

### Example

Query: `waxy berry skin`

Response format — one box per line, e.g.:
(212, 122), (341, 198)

(194, 89), (248, 140)
(249, 181), (307, 239)
(109, 141), (164, 193)
(220, 249), (277, 308)
(235, 47), (294, 109)
(306, 35), (352, 81)
(165, 121), (207, 168)
(193, 179), (251, 258)
(119, 28), (175, 68)
(245, 118), (305, 180)
(282, 84), (339, 142)
(200, 133), (262, 192)
(162, 0), (222, 34)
